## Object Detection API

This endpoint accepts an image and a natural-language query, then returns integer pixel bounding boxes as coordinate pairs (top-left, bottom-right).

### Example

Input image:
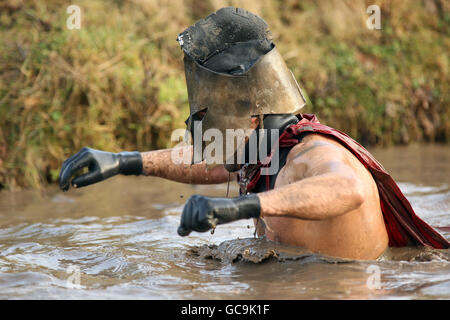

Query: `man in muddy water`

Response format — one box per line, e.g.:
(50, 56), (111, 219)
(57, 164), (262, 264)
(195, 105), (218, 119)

(58, 7), (449, 260)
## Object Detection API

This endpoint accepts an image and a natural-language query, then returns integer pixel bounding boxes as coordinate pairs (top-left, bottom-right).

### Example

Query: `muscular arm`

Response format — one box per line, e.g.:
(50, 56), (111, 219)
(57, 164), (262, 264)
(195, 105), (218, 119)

(258, 140), (365, 220)
(141, 146), (233, 184)
(58, 145), (232, 191)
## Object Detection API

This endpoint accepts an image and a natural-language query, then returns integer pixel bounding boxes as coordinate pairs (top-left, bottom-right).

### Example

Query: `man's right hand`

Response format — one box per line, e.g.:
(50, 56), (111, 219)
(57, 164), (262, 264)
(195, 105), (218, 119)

(58, 147), (142, 191)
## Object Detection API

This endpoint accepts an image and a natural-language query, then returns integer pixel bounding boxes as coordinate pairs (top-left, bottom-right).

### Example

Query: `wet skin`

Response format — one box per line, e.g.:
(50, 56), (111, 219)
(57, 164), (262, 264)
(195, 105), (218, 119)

(60, 122), (388, 260)
(139, 132), (388, 260)
(256, 133), (389, 260)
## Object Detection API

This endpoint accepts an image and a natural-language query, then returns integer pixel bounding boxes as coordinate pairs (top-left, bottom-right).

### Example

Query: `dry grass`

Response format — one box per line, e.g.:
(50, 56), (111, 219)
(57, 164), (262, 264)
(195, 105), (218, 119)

(0, 0), (449, 189)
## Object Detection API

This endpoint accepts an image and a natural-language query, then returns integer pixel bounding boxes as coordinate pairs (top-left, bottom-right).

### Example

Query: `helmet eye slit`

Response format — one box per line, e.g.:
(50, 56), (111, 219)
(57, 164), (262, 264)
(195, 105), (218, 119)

(186, 108), (208, 126)
(194, 108), (208, 121)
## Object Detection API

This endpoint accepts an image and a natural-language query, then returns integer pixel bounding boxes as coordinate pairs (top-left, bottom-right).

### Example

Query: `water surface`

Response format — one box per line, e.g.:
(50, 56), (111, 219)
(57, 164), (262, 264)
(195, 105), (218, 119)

(0, 144), (449, 299)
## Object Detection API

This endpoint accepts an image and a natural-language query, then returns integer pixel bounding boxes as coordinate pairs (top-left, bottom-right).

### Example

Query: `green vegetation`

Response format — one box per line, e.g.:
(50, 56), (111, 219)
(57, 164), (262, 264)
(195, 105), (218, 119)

(0, 0), (449, 189)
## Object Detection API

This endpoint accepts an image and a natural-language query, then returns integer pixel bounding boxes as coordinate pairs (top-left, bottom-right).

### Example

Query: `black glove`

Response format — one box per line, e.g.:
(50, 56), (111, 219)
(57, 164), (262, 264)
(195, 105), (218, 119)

(59, 147), (142, 191)
(177, 194), (261, 236)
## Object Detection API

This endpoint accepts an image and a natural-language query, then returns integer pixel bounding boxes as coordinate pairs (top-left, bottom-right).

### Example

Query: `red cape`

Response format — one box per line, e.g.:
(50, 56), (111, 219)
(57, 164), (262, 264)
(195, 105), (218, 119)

(248, 114), (449, 249)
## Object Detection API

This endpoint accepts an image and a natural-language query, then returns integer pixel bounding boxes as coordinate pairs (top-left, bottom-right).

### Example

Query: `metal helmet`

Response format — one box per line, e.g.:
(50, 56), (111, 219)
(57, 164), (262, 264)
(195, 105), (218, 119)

(178, 7), (306, 164)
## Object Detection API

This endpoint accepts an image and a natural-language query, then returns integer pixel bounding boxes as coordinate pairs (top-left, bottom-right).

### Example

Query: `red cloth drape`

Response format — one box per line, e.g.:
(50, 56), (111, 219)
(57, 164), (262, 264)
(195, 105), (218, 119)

(246, 114), (450, 249)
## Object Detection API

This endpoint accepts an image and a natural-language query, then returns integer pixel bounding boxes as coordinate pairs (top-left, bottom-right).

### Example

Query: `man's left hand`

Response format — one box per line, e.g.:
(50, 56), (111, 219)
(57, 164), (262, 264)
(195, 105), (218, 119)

(177, 194), (261, 236)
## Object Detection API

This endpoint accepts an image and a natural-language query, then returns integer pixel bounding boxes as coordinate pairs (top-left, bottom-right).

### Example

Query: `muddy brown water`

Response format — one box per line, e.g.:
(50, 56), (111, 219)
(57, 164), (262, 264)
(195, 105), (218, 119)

(0, 144), (449, 299)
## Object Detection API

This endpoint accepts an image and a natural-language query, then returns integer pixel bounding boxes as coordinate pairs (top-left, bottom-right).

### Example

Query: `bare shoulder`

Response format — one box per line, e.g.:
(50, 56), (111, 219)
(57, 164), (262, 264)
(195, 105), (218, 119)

(283, 133), (359, 179)
(286, 134), (347, 164)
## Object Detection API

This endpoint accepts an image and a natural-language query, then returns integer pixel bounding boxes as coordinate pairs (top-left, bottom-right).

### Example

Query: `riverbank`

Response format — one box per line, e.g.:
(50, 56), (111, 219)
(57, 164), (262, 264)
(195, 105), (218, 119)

(1, 0), (449, 189)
